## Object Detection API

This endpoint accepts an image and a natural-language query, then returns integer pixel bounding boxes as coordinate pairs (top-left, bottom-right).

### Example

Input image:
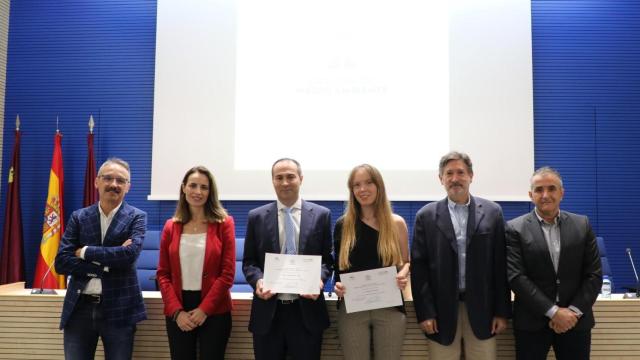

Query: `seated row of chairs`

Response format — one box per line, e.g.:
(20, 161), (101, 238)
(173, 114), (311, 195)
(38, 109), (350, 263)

(136, 230), (612, 293)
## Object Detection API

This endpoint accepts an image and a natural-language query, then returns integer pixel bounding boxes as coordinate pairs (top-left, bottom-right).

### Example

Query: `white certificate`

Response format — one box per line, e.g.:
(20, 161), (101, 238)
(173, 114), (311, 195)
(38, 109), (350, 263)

(341, 266), (403, 313)
(263, 253), (322, 294)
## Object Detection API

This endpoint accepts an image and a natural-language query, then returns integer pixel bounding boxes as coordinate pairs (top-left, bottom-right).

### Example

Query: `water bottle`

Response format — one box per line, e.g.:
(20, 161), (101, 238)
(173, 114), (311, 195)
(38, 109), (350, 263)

(601, 275), (612, 298)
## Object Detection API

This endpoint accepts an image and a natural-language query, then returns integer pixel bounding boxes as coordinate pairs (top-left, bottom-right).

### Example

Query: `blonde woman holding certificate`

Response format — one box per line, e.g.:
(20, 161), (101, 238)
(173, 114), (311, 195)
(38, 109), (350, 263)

(333, 164), (410, 360)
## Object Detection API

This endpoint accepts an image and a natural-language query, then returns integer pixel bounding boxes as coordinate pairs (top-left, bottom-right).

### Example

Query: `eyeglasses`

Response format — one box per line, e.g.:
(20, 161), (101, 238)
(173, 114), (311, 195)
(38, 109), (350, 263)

(100, 175), (129, 185)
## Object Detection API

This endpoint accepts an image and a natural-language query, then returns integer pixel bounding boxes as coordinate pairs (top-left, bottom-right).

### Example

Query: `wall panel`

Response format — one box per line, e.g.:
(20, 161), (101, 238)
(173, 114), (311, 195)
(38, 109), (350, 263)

(1, 1), (639, 291)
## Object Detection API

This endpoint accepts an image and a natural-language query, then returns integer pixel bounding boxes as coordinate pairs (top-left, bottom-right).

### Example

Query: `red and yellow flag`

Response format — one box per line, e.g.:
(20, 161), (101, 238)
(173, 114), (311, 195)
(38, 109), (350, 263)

(32, 132), (65, 289)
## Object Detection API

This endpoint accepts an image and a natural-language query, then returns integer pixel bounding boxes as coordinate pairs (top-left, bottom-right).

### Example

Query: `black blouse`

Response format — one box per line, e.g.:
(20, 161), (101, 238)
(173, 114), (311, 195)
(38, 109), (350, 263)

(334, 216), (383, 282)
(333, 216), (405, 312)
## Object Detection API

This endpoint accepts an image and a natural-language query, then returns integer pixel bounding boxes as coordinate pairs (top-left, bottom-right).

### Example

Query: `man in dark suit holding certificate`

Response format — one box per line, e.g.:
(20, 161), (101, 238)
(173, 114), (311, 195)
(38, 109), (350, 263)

(55, 158), (147, 360)
(506, 167), (602, 359)
(243, 158), (333, 360)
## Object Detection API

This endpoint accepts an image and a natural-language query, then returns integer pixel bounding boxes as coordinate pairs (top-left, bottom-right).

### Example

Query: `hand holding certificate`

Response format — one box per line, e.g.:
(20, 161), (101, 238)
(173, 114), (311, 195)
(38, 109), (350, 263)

(340, 266), (403, 313)
(263, 253), (322, 295)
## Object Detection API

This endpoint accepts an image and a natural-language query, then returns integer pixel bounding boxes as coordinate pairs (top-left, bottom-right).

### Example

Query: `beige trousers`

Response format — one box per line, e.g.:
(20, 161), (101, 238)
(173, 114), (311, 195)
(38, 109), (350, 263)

(428, 302), (496, 360)
(337, 305), (406, 360)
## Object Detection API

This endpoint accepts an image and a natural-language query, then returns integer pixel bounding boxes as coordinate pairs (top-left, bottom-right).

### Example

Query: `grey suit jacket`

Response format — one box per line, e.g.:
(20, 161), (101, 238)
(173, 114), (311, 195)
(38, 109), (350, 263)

(506, 210), (602, 331)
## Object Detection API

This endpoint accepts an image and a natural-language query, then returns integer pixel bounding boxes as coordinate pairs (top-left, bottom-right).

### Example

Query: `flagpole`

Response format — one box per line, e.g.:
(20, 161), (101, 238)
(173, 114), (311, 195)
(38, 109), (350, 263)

(0, 115), (25, 284)
(83, 115), (98, 207)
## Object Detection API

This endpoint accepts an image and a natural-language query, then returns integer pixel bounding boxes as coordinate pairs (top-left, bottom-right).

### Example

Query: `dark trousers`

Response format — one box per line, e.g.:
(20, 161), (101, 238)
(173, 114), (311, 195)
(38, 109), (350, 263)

(253, 301), (323, 360)
(514, 327), (592, 360)
(165, 290), (232, 360)
(63, 295), (136, 360)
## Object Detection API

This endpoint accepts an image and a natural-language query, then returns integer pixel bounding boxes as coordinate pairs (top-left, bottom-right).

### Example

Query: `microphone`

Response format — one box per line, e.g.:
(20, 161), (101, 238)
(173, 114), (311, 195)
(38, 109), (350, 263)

(625, 248), (640, 298)
(31, 259), (59, 295)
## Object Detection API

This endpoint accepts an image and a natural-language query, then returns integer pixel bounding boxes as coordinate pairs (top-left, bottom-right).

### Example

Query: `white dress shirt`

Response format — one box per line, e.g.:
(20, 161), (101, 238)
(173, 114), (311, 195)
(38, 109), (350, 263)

(277, 198), (301, 254)
(276, 198), (301, 300)
(81, 201), (122, 295)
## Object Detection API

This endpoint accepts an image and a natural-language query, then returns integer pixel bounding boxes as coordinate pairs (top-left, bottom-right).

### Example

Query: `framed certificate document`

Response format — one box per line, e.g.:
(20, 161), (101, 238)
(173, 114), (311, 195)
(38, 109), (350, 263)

(263, 253), (322, 294)
(341, 266), (403, 313)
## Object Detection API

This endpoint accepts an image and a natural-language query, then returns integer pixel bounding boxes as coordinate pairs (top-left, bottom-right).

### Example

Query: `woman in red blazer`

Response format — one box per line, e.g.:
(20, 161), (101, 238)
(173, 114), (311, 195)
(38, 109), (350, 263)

(157, 166), (236, 359)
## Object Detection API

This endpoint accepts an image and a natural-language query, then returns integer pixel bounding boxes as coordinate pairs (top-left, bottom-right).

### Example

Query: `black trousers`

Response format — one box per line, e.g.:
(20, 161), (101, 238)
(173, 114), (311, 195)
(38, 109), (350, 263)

(514, 327), (591, 360)
(165, 290), (232, 360)
(252, 301), (323, 360)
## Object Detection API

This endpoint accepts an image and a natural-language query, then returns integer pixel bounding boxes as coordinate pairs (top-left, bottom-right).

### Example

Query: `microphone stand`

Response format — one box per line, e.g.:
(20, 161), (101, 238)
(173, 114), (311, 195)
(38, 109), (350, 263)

(625, 248), (640, 298)
(30, 260), (58, 295)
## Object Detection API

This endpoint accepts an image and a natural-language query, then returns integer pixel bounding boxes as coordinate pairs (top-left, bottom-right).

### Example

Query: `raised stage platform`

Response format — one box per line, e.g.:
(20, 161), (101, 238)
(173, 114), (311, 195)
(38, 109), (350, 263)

(0, 282), (638, 359)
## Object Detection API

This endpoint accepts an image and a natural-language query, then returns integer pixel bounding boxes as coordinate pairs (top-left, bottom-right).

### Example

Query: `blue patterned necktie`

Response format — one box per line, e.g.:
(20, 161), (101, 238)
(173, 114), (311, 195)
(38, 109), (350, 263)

(283, 207), (297, 254)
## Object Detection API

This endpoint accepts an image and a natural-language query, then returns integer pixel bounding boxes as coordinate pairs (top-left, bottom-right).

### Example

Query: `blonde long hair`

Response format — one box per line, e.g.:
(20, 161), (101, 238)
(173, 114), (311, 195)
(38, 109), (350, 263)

(339, 164), (402, 270)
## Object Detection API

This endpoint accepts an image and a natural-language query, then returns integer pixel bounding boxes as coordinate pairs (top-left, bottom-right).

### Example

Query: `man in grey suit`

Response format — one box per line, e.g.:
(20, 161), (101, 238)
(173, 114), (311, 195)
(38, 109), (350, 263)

(242, 158), (333, 360)
(506, 166), (602, 360)
(411, 151), (511, 359)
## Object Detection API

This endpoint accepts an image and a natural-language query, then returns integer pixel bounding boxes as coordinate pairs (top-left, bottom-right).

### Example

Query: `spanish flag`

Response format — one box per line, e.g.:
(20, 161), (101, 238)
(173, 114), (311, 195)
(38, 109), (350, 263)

(32, 132), (65, 289)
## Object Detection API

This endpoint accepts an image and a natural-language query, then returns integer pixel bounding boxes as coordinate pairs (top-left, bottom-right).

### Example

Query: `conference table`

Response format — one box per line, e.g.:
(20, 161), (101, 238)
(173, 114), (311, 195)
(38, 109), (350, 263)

(0, 282), (638, 359)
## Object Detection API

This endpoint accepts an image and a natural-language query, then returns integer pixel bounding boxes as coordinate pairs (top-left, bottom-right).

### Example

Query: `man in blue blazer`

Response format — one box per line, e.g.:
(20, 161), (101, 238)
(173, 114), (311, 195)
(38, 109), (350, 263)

(55, 158), (147, 360)
(506, 167), (602, 359)
(411, 151), (511, 359)
(243, 158), (333, 360)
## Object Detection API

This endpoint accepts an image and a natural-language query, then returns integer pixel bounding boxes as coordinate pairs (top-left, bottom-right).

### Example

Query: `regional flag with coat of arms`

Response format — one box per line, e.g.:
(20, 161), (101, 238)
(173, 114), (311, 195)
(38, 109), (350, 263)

(32, 132), (66, 289)
(0, 120), (25, 285)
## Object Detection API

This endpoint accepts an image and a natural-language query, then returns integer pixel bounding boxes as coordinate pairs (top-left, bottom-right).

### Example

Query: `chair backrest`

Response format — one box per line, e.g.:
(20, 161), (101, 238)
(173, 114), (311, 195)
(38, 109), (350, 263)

(135, 230), (253, 293)
(596, 236), (612, 278)
(137, 230), (161, 291)
(232, 237), (252, 292)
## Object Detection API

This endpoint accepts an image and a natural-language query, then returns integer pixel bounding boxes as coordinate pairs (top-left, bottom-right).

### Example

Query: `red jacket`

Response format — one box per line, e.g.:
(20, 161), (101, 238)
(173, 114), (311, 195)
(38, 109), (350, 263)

(157, 217), (236, 317)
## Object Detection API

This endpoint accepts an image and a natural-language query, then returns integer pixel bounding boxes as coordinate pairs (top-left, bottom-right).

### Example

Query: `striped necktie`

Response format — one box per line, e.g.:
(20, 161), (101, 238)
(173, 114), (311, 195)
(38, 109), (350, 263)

(283, 207), (297, 254)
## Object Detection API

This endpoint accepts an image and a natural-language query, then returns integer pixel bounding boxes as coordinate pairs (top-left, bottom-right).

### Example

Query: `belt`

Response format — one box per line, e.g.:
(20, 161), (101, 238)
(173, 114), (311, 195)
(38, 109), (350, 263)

(458, 292), (465, 302)
(80, 294), (102, 304)
(278, 299), (298, 305)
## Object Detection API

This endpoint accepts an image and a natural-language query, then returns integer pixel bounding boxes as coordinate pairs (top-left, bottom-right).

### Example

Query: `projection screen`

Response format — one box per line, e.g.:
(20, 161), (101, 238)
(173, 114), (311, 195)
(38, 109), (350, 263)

(150, 0), (533, 201)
